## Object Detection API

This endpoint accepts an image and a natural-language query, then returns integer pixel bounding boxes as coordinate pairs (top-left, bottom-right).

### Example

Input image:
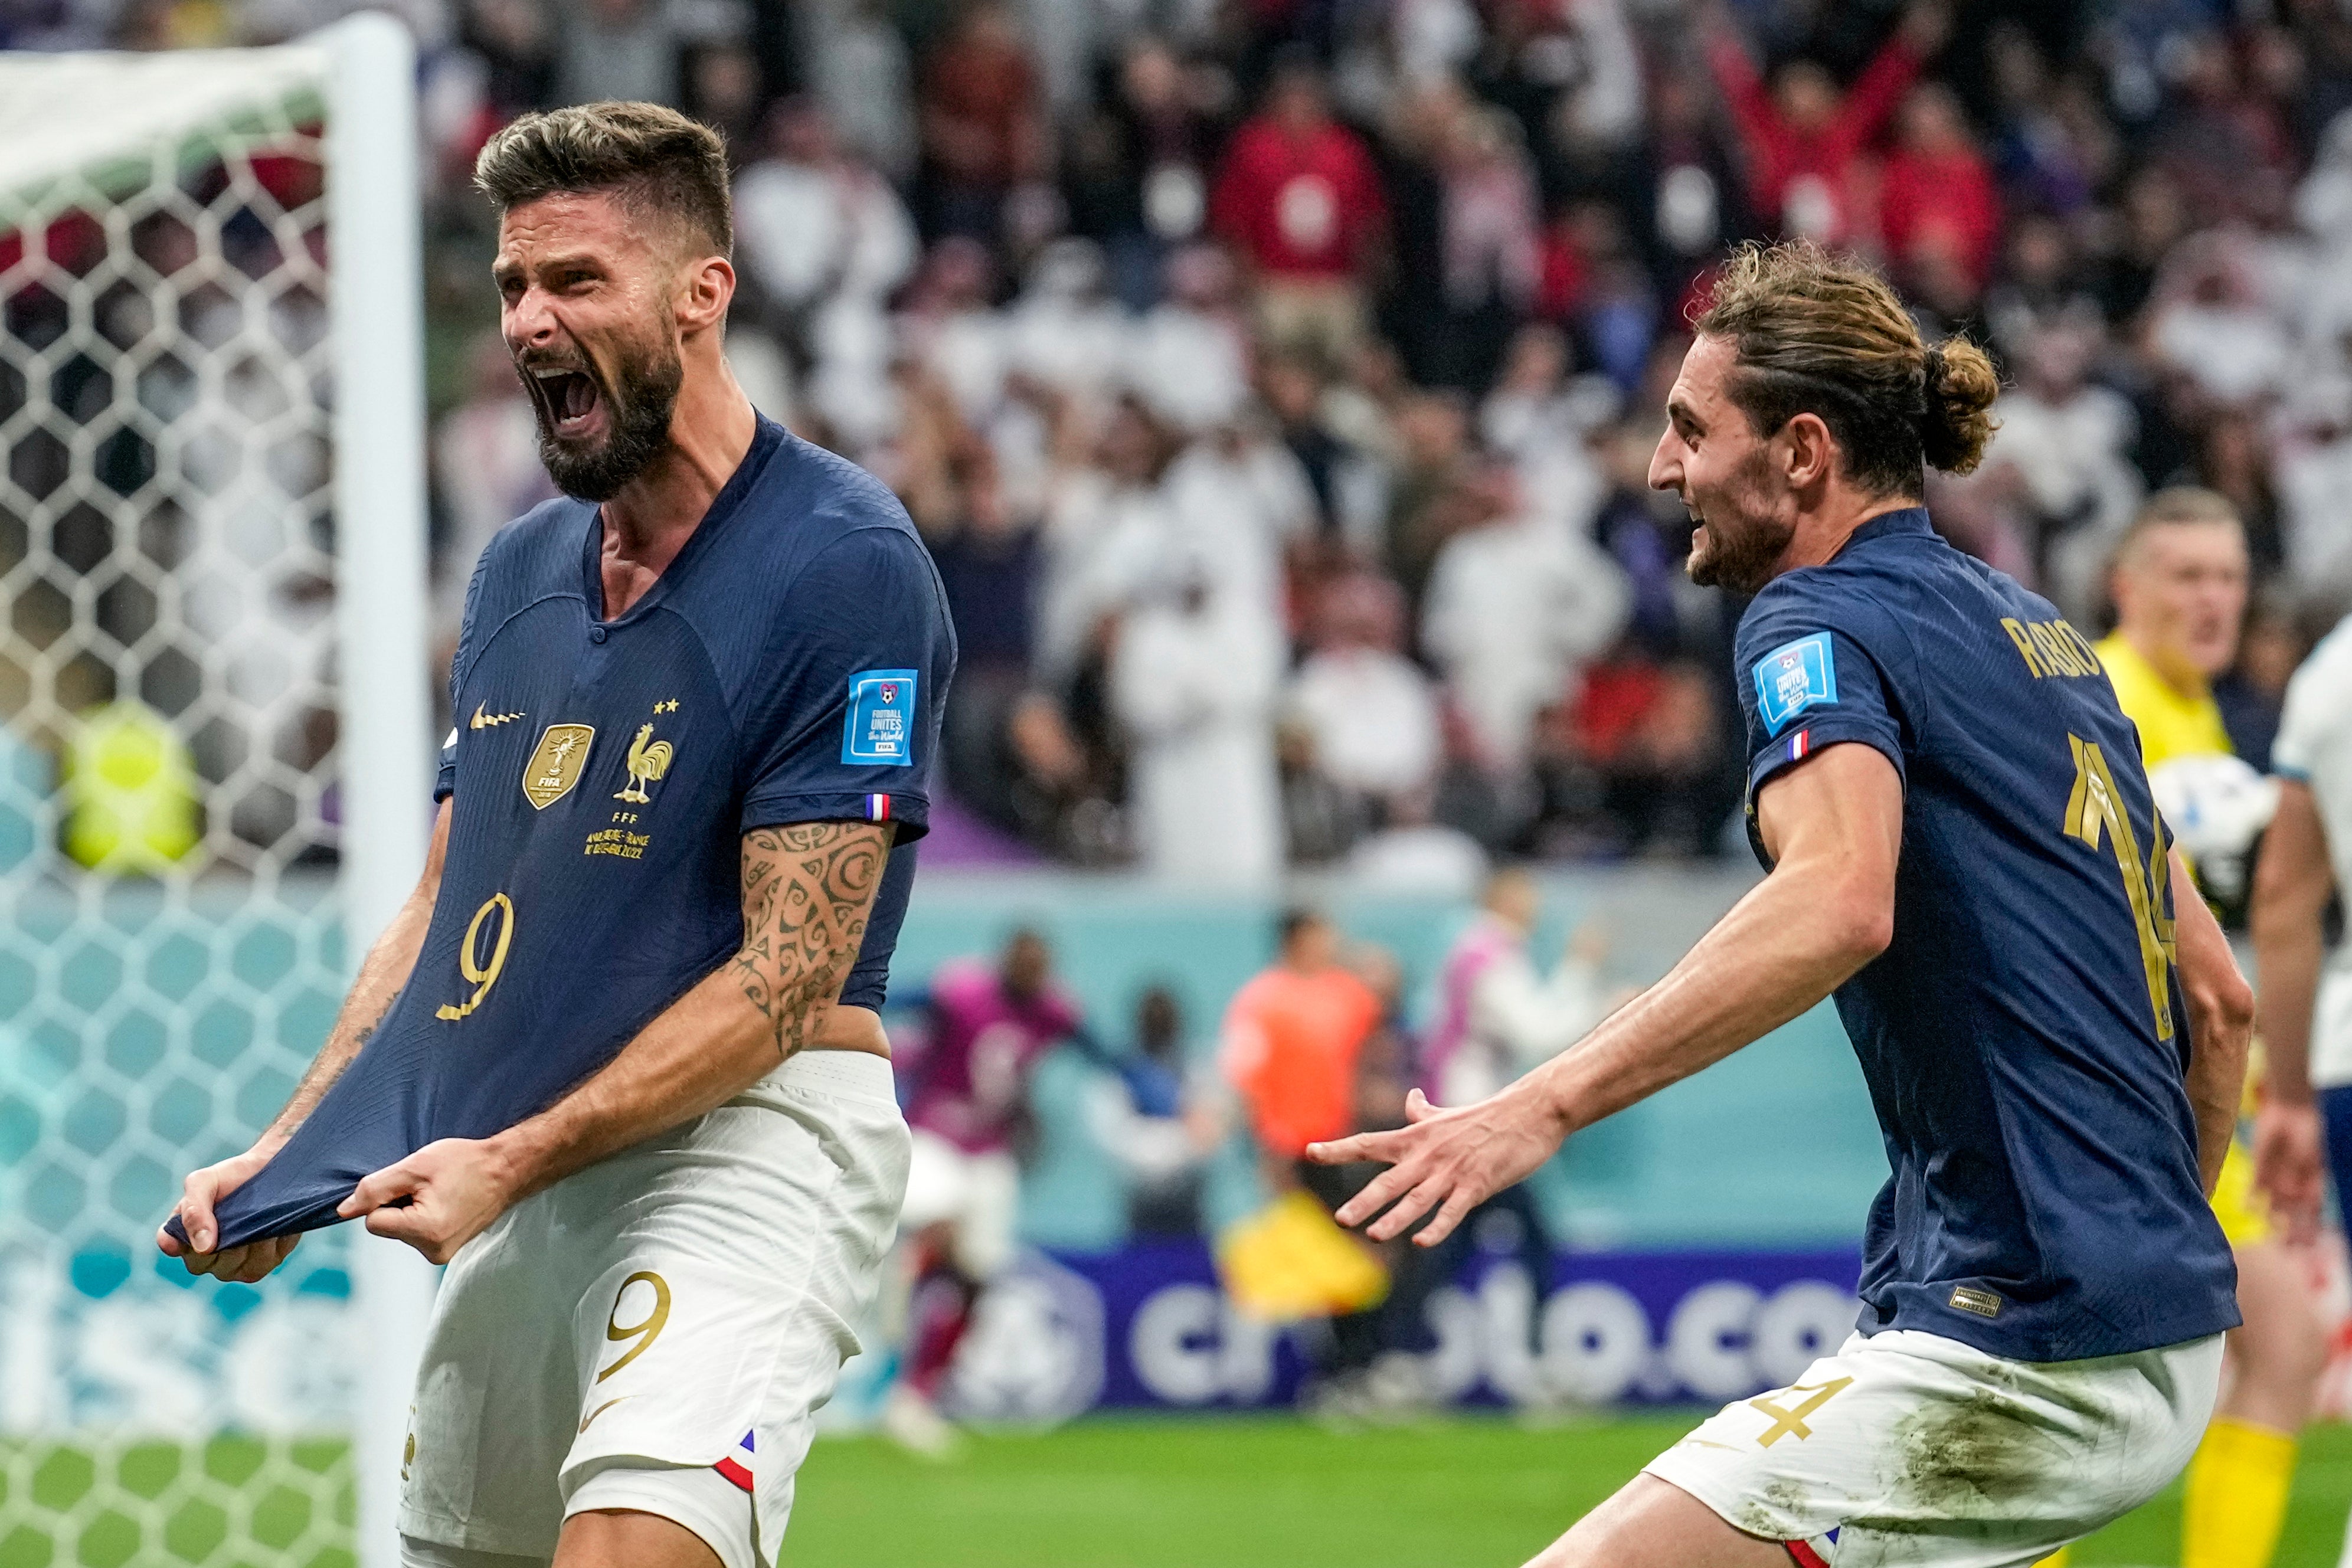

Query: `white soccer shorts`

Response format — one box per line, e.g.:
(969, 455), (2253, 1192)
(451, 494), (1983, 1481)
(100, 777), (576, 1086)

(395, 1049), (909, 1568)
(897, 1125), (1021, 1280)
(1645, 1327), (2225, 1568)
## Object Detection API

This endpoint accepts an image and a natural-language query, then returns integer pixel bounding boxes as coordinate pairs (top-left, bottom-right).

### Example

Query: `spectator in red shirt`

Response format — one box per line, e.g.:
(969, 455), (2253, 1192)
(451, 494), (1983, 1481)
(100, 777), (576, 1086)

(1209, 54), (1388, 366)
(1702, 1), (1948, 246)
(919, 0), (1048, 241)
(1879, 83), (2003, 293)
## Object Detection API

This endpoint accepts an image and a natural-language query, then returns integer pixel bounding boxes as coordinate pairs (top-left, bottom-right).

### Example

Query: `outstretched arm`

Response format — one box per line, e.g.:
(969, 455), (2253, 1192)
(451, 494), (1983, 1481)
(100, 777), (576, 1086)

(1311, 741), (1901, 1245)
(160, 796), (452, 1280)
(341, 820), (894, 1263)
(2249, 783), (2332, 1234)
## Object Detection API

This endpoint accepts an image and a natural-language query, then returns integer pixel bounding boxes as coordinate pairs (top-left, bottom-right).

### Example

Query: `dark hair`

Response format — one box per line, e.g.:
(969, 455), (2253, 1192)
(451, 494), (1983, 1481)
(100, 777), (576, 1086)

(474, 101), (734, 258)
(1276, 907), (1325, 950)
(1693, 241), (2000, 498)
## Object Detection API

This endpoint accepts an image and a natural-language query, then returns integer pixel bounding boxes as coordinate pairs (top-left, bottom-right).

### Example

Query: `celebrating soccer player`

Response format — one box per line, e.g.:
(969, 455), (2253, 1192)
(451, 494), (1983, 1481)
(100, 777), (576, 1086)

(159, 102), (954, 1568)
(1310, 242), (2249, 1568)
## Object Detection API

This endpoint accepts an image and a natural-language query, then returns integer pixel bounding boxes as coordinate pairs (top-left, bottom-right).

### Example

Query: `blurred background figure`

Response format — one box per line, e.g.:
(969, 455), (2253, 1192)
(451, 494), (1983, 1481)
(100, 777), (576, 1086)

(1218, 909), (1411, 1410)
(1084, 984), (1215, 1238)
(2095, 489), (2325, 1568)
(891, 928), (1085, 1455)
(1374, 868), (1625, 1410)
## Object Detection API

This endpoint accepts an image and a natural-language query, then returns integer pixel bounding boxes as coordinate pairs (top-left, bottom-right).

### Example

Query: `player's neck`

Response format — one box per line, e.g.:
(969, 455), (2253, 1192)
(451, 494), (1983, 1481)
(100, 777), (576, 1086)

(598, 354), (758, 592)
(1776, 489), (1921, 575)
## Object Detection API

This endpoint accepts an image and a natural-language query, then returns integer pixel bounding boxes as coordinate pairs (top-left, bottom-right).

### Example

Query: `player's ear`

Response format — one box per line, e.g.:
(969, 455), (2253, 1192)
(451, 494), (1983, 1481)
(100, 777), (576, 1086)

(676, 253), (734, 338)
(1781, 411), (1835, 490)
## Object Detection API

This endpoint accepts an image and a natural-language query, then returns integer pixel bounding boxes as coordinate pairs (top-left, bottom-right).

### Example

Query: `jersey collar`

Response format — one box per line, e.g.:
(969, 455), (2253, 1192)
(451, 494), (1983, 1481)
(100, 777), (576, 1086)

(581, 414), (787, 626)
(1842, 505), (1935, 551)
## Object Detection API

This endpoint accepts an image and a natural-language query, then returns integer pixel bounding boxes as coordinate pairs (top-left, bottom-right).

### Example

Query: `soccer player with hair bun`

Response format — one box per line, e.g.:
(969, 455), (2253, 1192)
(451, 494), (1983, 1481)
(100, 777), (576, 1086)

(1312, 242), (2246, 1568)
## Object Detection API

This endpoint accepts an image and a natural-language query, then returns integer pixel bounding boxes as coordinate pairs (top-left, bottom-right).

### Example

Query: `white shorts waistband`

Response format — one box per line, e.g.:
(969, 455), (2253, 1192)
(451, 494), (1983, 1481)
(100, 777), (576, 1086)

(767, 1047), (897, 1105)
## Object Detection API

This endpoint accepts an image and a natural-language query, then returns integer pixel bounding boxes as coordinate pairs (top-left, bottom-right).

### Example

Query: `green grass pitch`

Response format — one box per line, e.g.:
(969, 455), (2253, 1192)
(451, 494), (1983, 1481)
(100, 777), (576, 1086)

(9, 1418), (2352, 1566)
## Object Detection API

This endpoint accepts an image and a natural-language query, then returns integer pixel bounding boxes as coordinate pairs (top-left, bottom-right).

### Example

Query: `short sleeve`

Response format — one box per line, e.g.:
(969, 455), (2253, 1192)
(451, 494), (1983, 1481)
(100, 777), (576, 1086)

(2272, 628), (2352, 782)
(1733, 580), (1909, 808)
(737, 526), (956, 840)
(435, 546), (495, 803)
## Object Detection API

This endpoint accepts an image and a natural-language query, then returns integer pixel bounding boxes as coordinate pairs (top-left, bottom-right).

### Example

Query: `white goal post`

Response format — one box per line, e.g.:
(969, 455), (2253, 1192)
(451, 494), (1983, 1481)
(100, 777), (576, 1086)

(0, 17), (432, 1567)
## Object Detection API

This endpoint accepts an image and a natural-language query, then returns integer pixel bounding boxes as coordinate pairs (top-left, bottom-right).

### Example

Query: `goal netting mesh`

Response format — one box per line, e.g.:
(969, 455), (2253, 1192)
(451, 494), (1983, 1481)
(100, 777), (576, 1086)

(1, 35), (424, 1565)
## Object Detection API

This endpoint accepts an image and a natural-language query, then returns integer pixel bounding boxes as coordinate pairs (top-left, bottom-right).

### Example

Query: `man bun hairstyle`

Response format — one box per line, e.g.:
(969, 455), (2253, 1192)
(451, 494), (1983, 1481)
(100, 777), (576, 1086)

(474, 101), (733, 259)
(1694, 241), (2000, 499)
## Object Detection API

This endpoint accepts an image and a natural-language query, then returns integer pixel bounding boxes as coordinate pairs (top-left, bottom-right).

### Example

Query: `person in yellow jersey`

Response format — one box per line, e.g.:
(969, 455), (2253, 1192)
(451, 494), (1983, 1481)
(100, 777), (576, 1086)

(2042, 489), (2325, 1568)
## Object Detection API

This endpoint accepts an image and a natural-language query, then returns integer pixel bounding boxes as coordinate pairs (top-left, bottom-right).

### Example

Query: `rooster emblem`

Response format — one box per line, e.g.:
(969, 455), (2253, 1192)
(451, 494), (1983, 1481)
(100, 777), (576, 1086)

(614, 722), (675, 803)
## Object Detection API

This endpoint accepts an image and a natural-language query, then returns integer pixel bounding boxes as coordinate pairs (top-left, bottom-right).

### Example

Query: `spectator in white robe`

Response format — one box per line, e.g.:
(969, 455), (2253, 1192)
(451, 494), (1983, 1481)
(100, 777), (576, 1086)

(1111, 568), (1286, 883)
(1421, 462), (1628, 778)
(1284, 572), (1443, 817)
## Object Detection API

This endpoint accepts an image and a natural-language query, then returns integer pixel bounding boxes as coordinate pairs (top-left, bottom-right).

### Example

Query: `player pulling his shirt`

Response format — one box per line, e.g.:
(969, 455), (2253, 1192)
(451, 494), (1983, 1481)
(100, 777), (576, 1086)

(158, 103), (955, 1568)
(1310, 243), (2250, 1568)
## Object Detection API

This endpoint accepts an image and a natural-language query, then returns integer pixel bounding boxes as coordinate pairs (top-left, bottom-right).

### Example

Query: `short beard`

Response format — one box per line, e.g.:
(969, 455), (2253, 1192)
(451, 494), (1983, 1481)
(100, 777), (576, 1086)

(1684, 451), (1795, 595)
(529, 329), (683, 502)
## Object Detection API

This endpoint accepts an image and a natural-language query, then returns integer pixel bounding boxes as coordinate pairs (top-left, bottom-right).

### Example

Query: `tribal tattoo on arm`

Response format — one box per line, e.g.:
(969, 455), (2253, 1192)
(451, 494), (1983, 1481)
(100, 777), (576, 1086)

(731, 821), (892, 1058)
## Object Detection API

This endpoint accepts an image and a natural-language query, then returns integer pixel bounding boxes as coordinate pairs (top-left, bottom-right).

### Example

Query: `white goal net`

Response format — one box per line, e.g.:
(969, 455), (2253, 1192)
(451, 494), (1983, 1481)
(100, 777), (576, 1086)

(0, 22), (430, 1566)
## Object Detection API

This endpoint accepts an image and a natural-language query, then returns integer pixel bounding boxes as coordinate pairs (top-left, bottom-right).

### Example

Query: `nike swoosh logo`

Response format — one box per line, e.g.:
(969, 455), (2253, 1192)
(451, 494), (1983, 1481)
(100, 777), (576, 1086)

(578, 1396), (628, 1433)
(471, 703), (524, 729)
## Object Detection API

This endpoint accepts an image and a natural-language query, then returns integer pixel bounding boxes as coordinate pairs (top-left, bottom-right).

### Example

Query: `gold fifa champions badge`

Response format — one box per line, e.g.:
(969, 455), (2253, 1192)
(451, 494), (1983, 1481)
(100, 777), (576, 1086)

(615, 703), (678, 803)
(522, 723), (595, 808)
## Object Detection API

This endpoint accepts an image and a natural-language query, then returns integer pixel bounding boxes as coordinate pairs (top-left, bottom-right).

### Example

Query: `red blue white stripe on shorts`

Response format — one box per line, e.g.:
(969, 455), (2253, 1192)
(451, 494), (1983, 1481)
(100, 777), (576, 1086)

(1787, 728), (1811, 764)
(865, 793), (891, 823)
(715, 1428), (754, 1492)
(1785, 1527), (1839, 1567)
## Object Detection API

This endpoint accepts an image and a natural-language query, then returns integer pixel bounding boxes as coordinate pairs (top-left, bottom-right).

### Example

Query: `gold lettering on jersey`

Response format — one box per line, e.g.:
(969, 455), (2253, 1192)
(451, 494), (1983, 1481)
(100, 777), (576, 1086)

(436, 892), (514, 1021)
(2001, 617), (2104, 680)
(522, 723), (595, 808)
(614, 710), (676, 803)
(2063, 734), (2176, 1040)
(584, 829), (652, 859)
(1948, 1285), (2004, 1319)
(470, 702), (524, 730)
(2001, 618), (2046, 677)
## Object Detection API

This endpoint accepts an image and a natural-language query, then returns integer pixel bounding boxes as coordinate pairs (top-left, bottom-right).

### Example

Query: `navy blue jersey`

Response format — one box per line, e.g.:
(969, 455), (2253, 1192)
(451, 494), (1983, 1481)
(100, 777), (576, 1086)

(1733, 506), (2236, 1362)
(188, 418), (955, 1249)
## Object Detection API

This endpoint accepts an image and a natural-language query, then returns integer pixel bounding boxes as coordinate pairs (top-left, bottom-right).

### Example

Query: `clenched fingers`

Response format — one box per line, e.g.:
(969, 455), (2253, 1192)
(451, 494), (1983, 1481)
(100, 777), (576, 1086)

(337, 1161), (420, 1219)
(363, 1203), (453, 1265)
(172, 1233), (299, 1284)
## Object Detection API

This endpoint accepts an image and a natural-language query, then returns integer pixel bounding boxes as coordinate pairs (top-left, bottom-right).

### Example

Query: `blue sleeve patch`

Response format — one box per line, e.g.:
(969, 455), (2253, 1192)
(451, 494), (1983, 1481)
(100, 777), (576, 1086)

(1752, 634), (1839, 736)
(842, 669), (918, 766)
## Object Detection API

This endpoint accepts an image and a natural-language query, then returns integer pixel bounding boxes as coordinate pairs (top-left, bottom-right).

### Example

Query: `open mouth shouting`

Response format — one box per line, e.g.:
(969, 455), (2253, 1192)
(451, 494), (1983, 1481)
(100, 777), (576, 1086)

(525, 362), (607, 443)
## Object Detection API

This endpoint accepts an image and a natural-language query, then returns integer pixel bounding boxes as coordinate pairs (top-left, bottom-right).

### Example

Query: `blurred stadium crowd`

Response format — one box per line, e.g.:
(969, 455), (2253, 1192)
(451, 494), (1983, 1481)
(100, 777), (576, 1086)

(12, 0), (2352, 880)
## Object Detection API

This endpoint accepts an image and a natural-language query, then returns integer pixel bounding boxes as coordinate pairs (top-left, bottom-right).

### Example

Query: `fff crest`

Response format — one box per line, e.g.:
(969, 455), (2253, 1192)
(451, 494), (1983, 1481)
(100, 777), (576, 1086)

(522, 723), (596, 809)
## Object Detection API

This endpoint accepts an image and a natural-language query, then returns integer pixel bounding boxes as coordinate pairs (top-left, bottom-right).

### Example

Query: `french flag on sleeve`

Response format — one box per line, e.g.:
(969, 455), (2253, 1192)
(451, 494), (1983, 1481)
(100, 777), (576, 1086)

(1787, 729), (1811, 764)
(865, 793), (891, 823)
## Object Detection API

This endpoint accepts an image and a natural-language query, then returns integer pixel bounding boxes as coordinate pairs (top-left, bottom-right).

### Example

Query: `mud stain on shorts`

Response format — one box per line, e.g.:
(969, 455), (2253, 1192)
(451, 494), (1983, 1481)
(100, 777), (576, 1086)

(1733, 1477), (1817, 1541)
(1884, 1388), (2067, 1523)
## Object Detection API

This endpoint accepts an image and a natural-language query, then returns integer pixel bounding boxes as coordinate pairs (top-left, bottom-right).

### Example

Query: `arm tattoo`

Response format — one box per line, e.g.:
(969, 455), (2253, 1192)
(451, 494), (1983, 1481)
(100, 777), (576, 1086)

(732, 822), (890, 1058)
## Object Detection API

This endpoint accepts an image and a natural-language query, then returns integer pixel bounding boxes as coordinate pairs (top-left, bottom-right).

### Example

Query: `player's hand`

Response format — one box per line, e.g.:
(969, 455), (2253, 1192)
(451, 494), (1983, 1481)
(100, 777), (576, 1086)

(159, 1143), (302, 1283)
(1305, 1086), (1562, 1248)
(338, 1137), (518, 1265)
(2252, 1099), (2326, 1246)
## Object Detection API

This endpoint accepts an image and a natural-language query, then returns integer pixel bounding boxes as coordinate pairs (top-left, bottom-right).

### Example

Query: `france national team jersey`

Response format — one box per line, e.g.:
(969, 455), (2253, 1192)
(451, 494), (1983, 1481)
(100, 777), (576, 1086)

(186, 417), (956, 1250)
(1733, 506), (2238, 1363)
